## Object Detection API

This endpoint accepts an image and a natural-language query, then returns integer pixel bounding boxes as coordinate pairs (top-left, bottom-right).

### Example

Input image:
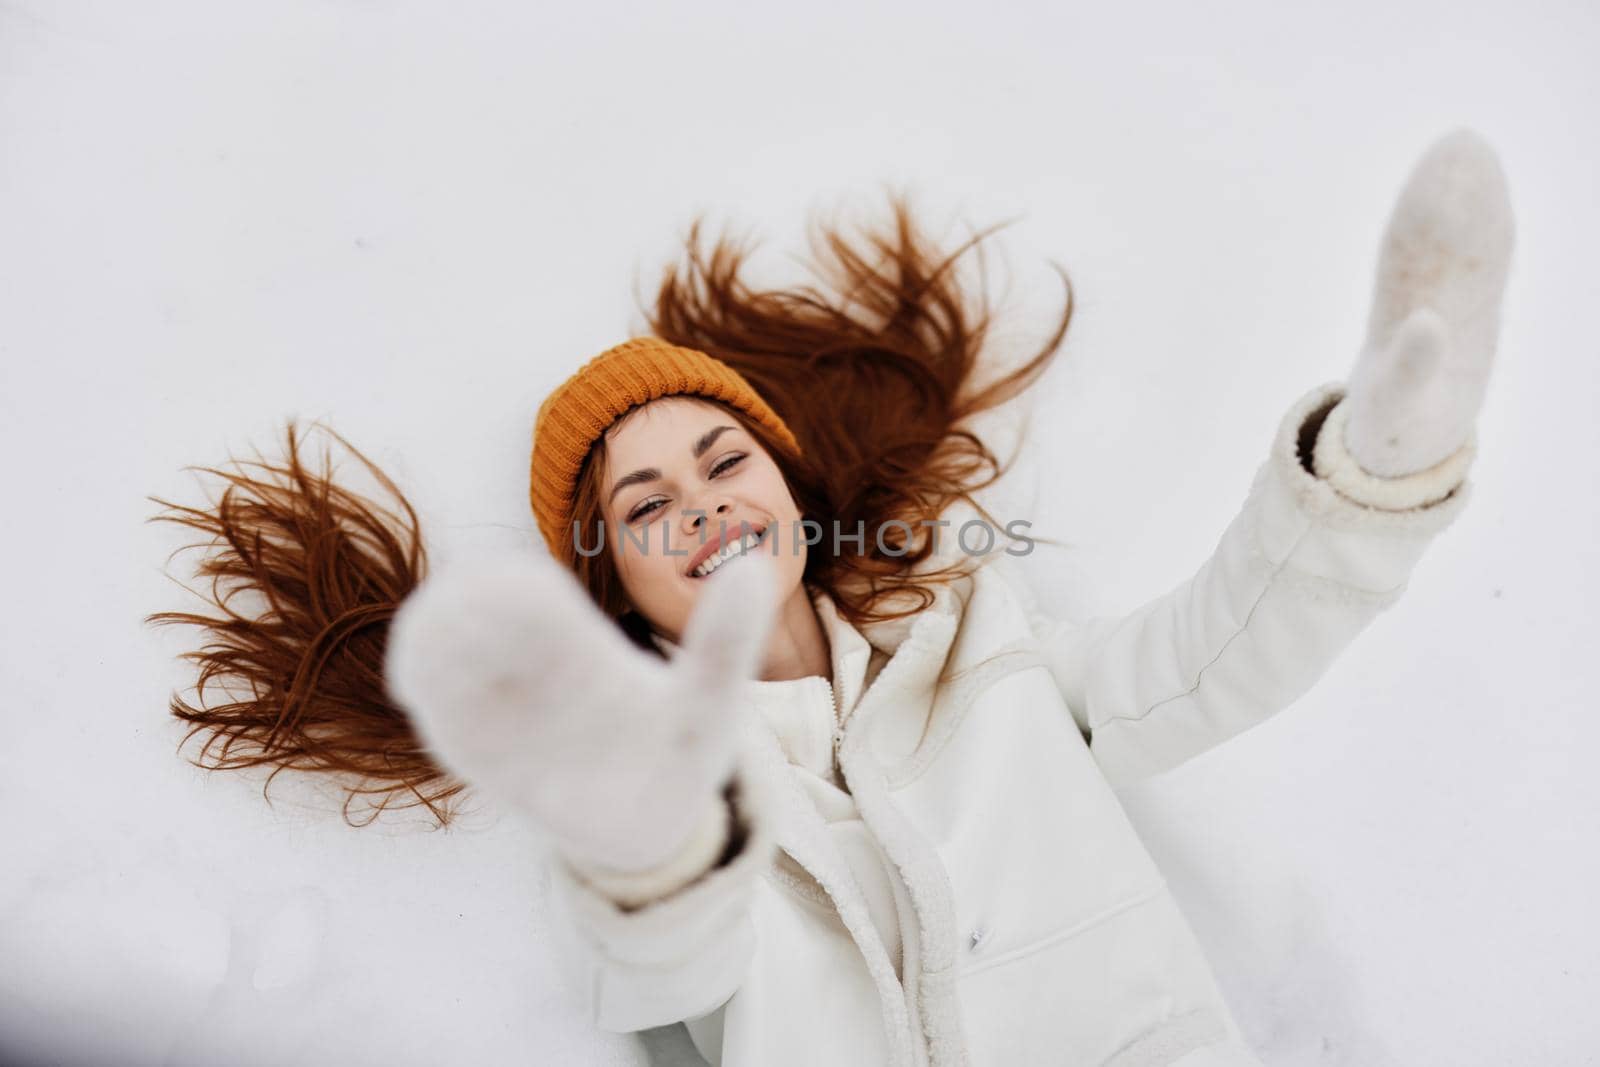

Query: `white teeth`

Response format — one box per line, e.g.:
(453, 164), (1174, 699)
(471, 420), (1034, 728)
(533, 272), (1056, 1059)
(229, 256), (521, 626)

(691, 529), (766, 578)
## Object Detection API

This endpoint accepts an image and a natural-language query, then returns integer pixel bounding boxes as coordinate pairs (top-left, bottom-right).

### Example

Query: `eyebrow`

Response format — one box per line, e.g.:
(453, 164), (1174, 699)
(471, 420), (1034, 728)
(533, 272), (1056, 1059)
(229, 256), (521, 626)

(607, 424), (739, 505)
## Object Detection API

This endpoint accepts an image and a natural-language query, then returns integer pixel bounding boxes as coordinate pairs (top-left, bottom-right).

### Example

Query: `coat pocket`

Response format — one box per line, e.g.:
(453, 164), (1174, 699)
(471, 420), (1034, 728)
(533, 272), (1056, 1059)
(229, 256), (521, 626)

(956, 887), (1245, 1066)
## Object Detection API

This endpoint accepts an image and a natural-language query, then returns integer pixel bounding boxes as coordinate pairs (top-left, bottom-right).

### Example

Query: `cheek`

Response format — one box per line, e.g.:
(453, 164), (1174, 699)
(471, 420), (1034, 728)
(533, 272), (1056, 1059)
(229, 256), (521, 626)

(609, 523), (647, 585)
(755, 467), (798, 514)
(614, 524), (680, 588)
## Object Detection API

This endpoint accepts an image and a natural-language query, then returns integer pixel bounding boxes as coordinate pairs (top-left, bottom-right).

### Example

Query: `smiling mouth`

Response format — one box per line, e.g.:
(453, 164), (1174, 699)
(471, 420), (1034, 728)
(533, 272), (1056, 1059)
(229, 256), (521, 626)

(687, 522), (772, 580)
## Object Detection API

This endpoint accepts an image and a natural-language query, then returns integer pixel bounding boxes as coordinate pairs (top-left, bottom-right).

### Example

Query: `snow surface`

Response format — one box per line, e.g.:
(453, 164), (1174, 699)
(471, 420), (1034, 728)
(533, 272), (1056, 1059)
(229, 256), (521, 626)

(2, 1), (1596, 1064)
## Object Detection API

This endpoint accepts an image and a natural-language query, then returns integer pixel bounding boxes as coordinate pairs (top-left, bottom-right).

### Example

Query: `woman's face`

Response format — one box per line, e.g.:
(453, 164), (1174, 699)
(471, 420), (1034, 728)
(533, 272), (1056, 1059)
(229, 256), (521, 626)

(599, 396), (807, 643)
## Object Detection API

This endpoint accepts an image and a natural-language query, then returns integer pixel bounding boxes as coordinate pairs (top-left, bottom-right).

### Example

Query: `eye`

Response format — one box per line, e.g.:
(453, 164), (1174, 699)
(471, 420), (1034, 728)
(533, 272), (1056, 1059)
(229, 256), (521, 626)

(626, 497), (665, 523)
(624, 453), (747, 524)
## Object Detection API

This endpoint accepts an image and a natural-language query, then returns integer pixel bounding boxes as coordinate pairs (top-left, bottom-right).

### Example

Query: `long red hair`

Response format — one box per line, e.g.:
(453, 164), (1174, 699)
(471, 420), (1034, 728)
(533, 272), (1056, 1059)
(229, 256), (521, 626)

(147, 186), (1075, 828)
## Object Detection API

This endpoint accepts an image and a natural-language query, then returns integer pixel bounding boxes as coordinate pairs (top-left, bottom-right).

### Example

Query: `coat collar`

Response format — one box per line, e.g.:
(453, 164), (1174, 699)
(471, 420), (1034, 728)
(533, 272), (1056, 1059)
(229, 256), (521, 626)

(646, 519), (1001, 776)
(650, 583), (876, 778)
(647, 544), (992, 723)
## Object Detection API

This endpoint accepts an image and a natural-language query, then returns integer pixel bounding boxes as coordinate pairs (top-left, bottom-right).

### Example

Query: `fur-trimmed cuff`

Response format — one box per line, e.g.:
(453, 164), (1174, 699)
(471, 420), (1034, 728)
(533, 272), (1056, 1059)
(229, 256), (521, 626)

(564, 791), (734, 910)
(1310, 394), (1476, 512)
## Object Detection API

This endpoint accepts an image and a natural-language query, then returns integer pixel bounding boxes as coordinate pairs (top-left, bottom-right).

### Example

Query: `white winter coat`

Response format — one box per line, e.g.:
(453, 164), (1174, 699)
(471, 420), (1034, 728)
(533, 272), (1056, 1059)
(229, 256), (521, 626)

(544, 382), (1476, 1067)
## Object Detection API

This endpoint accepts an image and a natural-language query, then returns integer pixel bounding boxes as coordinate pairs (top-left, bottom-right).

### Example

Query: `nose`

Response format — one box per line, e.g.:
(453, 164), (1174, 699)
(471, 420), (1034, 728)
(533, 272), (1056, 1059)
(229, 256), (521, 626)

(682, 498), (733, 539)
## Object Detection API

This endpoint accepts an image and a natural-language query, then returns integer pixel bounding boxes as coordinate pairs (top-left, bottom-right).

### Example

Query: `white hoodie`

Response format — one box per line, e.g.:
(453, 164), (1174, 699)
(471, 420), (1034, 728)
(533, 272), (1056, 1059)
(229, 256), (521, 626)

(545, 381), (1476, 1067)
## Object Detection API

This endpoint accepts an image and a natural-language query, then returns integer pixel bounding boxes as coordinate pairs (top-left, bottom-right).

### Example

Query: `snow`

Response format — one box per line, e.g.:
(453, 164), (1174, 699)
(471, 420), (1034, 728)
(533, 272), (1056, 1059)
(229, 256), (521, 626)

(2, 0), (1597, 1063)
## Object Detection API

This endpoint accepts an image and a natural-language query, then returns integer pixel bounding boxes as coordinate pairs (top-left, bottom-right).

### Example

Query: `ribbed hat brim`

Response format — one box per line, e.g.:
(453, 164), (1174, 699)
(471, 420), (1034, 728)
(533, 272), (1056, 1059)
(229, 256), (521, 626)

(529, 337), (802, 560)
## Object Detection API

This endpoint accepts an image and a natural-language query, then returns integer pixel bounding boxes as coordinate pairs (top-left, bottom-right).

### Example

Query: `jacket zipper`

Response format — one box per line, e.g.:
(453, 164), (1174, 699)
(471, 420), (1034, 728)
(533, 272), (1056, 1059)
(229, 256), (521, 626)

(823, 675), (849, 792)
(824, 675), (843, 758)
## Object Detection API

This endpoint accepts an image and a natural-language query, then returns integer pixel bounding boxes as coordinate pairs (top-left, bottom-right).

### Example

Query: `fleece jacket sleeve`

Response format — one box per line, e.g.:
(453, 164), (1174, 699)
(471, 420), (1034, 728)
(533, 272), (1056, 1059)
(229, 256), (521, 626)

(542, 748), (780, 1033)
(1030, 380), (1476, 788)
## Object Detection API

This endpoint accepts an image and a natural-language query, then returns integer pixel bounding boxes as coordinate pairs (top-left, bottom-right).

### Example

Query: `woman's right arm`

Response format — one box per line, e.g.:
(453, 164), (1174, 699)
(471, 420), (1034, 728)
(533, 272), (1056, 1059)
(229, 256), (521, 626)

(544, 757), (779, 1031)
(384, 549), (784, 1034)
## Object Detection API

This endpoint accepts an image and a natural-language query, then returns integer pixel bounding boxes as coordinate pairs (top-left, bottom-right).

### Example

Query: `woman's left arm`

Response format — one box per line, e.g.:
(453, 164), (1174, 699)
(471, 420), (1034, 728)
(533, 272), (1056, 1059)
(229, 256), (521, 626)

(1029, 128), (1515, 788)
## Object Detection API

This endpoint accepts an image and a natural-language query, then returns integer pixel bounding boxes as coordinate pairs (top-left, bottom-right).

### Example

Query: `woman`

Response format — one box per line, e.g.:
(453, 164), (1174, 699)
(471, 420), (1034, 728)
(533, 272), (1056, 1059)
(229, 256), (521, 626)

(150, 128), (1513, 1066)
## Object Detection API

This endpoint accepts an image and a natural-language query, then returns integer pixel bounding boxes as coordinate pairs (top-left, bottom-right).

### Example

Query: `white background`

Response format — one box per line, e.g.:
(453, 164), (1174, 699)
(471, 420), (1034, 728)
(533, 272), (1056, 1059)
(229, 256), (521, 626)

(2, 0), (1596, 1064)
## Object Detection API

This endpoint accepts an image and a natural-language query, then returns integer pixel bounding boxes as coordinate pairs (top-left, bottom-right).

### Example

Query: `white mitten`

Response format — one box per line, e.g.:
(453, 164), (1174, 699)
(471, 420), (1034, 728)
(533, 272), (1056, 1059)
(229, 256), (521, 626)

(1334, 127), (1515, 482)
(384, 544), (781, 898)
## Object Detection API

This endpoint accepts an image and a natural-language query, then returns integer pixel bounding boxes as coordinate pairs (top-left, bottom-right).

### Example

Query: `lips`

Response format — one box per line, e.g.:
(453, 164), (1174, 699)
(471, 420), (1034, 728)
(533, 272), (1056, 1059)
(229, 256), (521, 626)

(685, 520), (769, 578)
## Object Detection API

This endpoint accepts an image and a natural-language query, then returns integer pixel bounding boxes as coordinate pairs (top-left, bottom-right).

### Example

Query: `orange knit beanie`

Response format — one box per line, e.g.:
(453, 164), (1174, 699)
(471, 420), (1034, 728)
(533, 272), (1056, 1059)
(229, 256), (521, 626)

(529, 336), (803, 560)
